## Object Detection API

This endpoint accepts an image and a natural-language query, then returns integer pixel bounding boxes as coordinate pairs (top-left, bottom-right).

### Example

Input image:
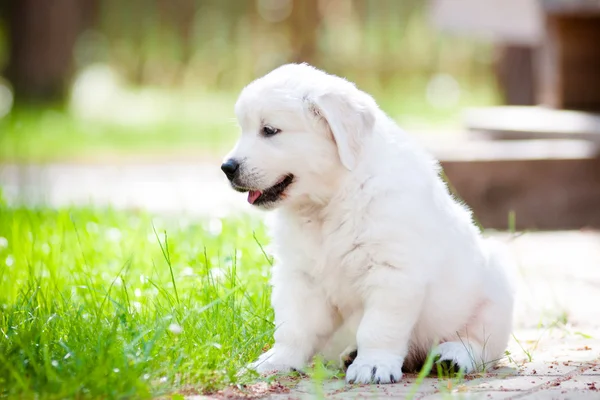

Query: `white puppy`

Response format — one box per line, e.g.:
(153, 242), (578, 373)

(222, 63), (515, 384)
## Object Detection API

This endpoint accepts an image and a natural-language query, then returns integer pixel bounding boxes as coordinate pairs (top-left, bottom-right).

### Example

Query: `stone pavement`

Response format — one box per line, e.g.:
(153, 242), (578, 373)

(0, 163), (255, 217)
(255, 329), (600, 399)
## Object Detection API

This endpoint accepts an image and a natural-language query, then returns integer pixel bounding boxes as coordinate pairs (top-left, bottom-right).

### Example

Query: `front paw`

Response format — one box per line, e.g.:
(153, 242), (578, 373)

(345, 350), (403, 384)
(248, 347), (306, 375)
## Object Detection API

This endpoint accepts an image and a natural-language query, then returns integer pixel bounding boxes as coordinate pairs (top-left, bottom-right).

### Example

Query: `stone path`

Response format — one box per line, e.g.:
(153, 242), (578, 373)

(252, 330), (600, 399)
(0, 163), (256, 217)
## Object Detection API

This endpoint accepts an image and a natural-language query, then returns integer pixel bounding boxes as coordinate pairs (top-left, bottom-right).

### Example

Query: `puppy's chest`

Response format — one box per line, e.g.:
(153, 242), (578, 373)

(310, 252), (359, 315)
(281, 218), (361, 314)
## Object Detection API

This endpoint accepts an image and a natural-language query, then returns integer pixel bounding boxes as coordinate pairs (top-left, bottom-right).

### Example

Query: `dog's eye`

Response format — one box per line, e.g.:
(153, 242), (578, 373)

(262, 125), (280, 137)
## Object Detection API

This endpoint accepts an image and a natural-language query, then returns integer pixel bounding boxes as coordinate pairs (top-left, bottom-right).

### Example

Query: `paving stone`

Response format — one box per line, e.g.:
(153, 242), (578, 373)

(419, 391), (517, 399)
(290, 376), (442, 398)
(401, 376), (446, 391)
(515, 361), (580, 376)
(533, 349), (600, 364)
(582, 366), (600, 376)
(462, 376), (556, 391)
(554, 375), (600, 391)
(486, 366), (521, 378)
(518, 389), (600, 399)
(327, 388), (423, 398)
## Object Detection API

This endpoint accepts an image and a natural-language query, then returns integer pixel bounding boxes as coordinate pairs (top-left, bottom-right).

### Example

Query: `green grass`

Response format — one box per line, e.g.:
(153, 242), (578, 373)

(0, 106), (238, 164)
(0, 200), (277, 398)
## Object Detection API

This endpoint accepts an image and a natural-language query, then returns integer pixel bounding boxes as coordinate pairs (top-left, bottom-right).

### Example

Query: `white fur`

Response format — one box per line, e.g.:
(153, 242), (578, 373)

(225, 64), (516, 384)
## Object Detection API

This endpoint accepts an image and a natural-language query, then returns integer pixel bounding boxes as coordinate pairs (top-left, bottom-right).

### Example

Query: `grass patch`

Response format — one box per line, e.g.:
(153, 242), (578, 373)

(0, 106), (238, 164)
(0, 202), (275, 398)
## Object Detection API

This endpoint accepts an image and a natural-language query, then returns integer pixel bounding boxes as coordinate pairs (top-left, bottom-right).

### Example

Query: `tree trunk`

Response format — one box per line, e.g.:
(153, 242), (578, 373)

(289, 0), (322, 65)
(5, 0), (97, 103)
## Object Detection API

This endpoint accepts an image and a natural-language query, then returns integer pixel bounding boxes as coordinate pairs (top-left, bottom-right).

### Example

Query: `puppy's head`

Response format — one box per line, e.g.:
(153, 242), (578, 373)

(222, 63), (377, 210)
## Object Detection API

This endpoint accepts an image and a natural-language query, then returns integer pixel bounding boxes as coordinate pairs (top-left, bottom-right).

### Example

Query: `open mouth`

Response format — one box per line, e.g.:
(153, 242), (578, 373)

(235, 174), (294, 206)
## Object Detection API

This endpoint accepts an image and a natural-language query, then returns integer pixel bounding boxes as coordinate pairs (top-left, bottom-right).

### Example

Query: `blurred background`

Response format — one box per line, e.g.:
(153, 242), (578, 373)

(0, 0), (500, 159)
(1, 0), (600, 230)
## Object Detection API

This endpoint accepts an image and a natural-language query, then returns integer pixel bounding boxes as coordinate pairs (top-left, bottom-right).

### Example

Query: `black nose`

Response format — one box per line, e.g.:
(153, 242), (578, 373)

(221, 159), (240, 180)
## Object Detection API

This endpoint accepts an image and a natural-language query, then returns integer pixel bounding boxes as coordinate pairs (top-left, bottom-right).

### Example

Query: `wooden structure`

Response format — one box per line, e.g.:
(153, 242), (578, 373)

(431, 0), (600, 230)
(435, 140), (600, 230)
(433, 0), (600, 110)
(539, 4), (600, 111)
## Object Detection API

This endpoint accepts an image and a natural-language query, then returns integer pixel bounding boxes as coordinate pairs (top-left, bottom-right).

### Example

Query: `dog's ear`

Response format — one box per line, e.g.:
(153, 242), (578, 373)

(309, 90), (376, 170)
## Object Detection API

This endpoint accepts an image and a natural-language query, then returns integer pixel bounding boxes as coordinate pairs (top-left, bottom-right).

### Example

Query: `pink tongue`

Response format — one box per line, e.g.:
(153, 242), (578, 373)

(248, 190), (262, 204)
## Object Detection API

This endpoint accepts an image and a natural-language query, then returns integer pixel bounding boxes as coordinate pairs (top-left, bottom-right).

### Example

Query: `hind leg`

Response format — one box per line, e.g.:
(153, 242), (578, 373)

(436, 292), (514, 373)
(435, 239), (516, 373)
(433, 341), (483, 373)
(340, 345), (358, 371)
(435, 278), (514, 373)
(433, 315), (510, 374)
